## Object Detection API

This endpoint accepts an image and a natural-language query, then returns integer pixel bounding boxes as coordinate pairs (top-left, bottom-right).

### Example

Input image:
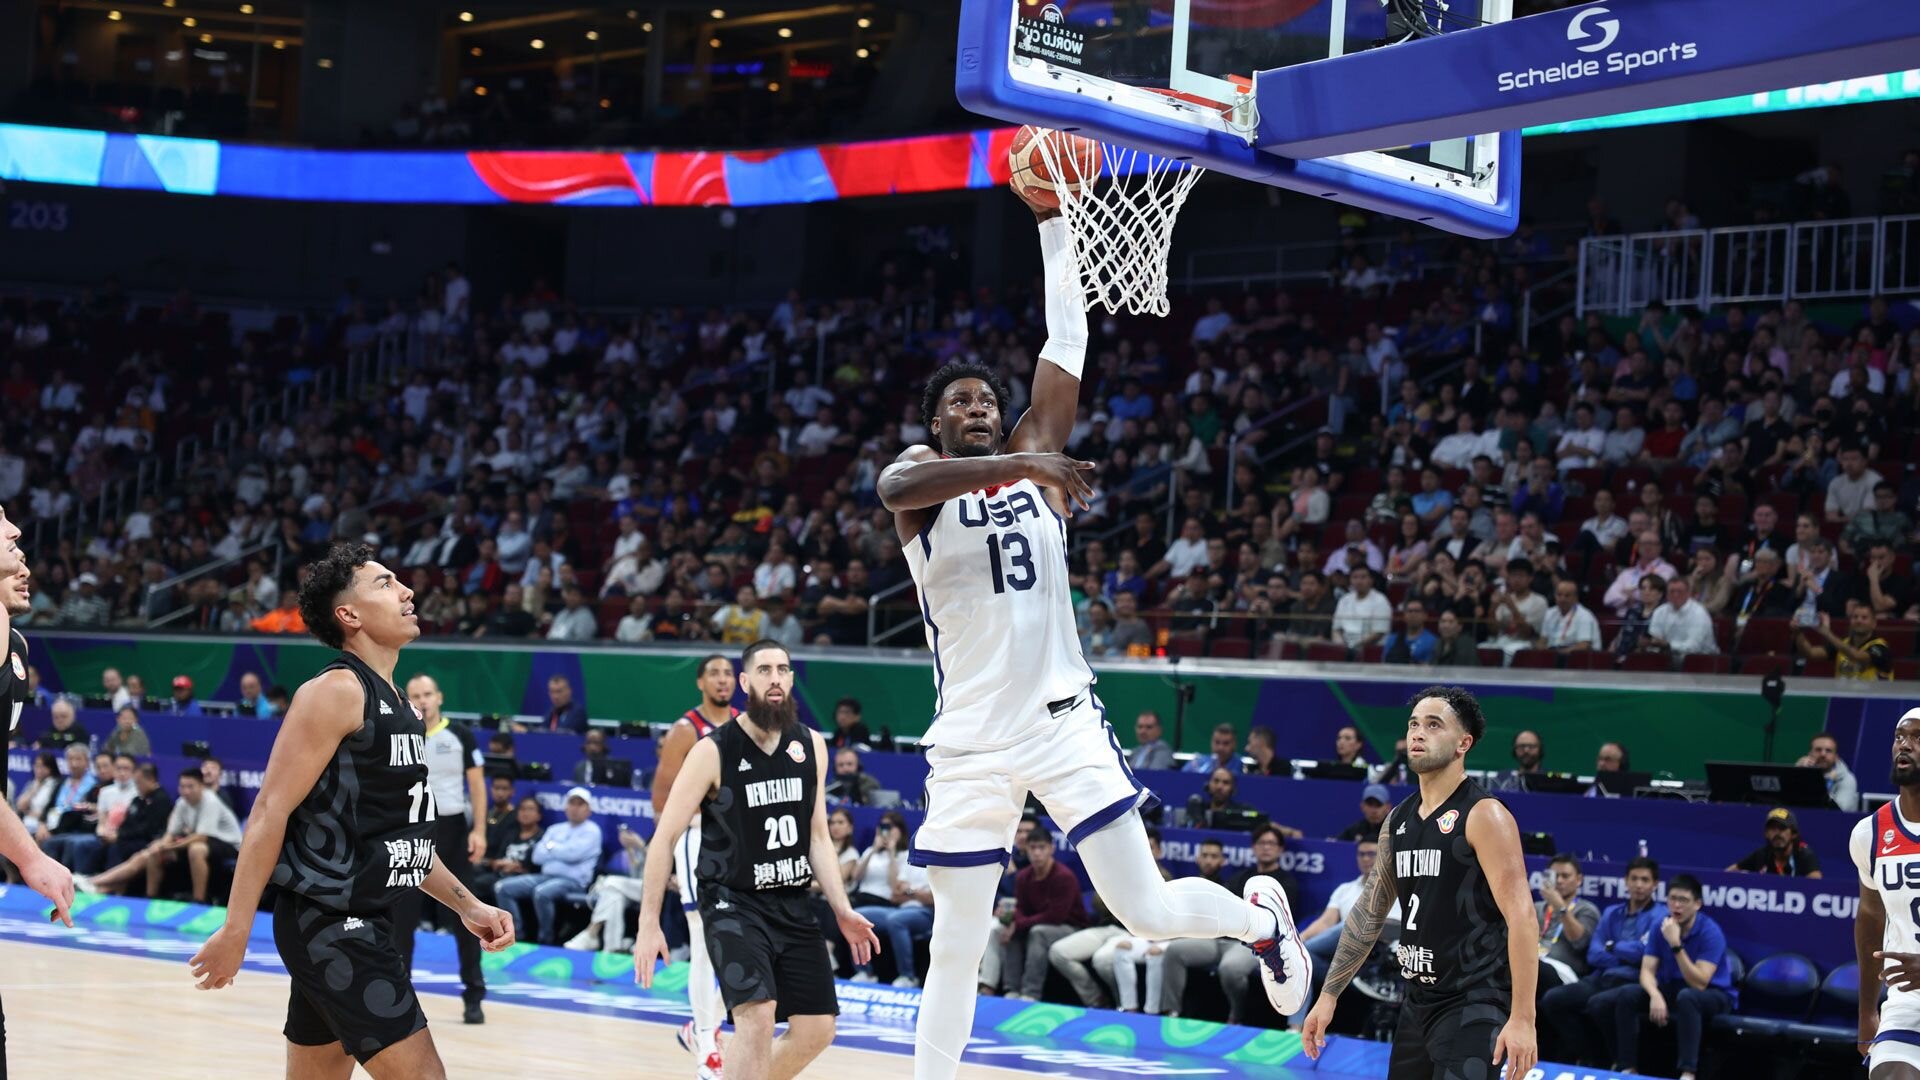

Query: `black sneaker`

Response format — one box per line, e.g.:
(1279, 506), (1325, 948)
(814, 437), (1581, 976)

(463, 1003), (485, 1024)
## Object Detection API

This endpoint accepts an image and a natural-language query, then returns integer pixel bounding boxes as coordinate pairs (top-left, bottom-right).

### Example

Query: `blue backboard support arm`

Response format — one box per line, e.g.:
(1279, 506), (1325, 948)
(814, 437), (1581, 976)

(1256, 0), (1920, 160)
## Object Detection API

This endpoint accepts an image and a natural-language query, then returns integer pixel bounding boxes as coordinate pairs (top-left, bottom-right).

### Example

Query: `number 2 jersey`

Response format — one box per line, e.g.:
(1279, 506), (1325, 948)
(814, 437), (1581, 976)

(270, 651), (436, 913)
(1386, 777), (1511, 1007)
(902, 475), (1095, 752)
(1855, 800), (1920, 1027)
(699, 718), (819, 897)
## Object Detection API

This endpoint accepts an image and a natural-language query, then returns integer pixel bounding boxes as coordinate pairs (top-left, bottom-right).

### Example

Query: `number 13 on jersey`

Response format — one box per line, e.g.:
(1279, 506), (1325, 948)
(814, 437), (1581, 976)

(986, 533), (1036, 593)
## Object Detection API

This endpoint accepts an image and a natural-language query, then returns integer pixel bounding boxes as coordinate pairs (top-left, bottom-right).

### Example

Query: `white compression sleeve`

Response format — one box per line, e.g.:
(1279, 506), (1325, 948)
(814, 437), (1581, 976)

(1036, 216), (1088, 380)
(915, 862), (1004, 1080)
(1073, 812), (1272, 943)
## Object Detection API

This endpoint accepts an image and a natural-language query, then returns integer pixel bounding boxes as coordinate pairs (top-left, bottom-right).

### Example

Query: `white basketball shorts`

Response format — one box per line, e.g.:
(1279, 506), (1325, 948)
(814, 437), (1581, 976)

(1871, 996), (1920, 1071)
(908, 692), (1158, 869)
(674, 820), (701, 912)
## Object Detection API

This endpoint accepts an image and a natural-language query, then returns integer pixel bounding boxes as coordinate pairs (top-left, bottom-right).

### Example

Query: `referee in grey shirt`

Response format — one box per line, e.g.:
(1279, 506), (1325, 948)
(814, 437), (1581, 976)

(395, 672), (490, 1024)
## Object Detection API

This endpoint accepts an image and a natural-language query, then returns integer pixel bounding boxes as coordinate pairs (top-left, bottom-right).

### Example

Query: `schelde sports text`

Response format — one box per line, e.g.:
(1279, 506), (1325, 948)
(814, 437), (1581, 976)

(1497, 41), (1700, 93)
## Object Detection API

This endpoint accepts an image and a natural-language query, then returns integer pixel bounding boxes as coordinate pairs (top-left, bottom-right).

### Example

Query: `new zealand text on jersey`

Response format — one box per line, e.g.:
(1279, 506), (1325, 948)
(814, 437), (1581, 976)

(384, 837), (434, 888)
(745, 777), (804, 808)
(1397, 848), (1442, 879)
(388, 733), (428, 766)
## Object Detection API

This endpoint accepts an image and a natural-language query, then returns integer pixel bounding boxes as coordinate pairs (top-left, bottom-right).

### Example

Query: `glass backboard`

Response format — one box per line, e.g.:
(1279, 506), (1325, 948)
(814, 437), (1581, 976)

(959, 0), (1521, 236)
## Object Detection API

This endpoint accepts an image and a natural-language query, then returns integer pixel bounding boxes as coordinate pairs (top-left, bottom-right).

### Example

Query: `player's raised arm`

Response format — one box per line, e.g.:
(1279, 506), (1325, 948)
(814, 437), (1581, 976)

(189, 669), (366, 990)
(633, 736), (720, 987)
(1466, 797), (1540, 1079)
(1007, 202), (1085, 456)
(1302, 816), (1399, 1057)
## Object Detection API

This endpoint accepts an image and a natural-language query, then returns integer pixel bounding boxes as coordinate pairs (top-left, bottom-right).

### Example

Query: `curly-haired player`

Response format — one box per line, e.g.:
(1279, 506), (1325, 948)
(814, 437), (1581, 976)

(880, 186), (1312, 1080)
(189, 544), (518, 1080)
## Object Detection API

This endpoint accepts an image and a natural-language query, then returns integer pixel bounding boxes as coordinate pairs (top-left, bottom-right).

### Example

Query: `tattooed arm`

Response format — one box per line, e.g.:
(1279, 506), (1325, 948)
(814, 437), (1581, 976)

(1302, 818), (1397, 1058)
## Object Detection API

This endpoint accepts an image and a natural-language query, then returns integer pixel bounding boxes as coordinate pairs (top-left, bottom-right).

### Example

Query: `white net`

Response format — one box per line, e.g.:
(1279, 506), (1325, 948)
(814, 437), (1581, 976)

(1032, 134), (1205, 318)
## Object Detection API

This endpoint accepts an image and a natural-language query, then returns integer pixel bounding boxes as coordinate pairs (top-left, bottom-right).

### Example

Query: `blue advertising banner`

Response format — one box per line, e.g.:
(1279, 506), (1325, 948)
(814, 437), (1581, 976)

(1257, 0), (1920, 159)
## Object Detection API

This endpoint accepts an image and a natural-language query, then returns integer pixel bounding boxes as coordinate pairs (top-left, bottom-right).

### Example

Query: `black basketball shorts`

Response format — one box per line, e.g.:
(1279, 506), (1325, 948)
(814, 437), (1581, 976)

(273, 889), (428, 1064)
(1388, 990), (1510, 1080)
(700, 886), (839, 1023)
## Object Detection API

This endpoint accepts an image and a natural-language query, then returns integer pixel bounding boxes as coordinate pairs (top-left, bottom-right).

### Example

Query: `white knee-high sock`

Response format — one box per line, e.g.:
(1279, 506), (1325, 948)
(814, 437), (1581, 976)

(1075, 813), (1273, 943)
(915, 863), (1004, 1080)
(686, 910), (726, 1038)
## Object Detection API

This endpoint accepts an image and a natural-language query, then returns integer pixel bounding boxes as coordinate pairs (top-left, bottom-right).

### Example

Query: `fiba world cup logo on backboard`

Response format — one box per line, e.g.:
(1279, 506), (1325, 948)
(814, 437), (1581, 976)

(1015, 1), (1085, 66)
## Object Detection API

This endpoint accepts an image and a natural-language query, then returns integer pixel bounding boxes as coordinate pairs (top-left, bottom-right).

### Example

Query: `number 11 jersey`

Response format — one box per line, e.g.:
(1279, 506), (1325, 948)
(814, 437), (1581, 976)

(271, 651), (435, 912)
(903, 476), (1095, 752)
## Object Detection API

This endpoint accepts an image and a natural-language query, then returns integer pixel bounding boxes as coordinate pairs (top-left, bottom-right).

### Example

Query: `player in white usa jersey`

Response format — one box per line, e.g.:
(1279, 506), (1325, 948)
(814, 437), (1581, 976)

(879, 182), (1310, 1080)
(1857, 707), (1920, 1078)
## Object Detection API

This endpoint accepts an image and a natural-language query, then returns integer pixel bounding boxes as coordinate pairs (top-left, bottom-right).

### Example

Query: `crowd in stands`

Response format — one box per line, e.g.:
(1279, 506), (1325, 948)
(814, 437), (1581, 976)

(7, 191), (1920, 685)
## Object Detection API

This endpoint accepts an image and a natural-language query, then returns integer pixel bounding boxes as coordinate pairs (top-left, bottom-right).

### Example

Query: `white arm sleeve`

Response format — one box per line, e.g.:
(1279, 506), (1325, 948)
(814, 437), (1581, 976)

(1036, 217), (1087, 380)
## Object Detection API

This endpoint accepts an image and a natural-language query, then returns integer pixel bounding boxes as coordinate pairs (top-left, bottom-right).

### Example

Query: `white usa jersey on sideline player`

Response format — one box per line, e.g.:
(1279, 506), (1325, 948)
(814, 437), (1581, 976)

(903, 476), (1094, 752)
(1855, 798), (1920, 1067)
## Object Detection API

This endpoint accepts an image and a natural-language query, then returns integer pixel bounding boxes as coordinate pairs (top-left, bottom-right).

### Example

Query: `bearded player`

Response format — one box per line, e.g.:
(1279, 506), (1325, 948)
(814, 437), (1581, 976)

(1856, 707), (1920, 1078)
(879, 181), (1311, 1080)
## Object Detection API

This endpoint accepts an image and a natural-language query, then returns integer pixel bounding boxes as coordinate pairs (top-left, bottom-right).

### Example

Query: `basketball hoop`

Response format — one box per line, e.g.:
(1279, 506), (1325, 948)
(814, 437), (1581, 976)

(1030, 132), (1205, 318)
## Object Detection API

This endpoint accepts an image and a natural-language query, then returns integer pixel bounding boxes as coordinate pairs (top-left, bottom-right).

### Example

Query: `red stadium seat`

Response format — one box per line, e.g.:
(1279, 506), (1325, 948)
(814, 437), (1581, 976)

(1567, 650), (1615, 671)
(1306, 642), (1349, 663)
(1166, 635), (1206, 658)
(1209, 638), (1252, 659)
(1895, 659), (1920, 680)
(1360, 645), (1384, 663)
(1619, 653), (1670, 672)
(1681, 654), (1731, 675)
(1740, 655), (1792, 677)
(1736, 618), (1795, 656)
(1883, 621), (1918, 657)
(1510, 649), (1558, 669)
(1803, 659), (1836, 677)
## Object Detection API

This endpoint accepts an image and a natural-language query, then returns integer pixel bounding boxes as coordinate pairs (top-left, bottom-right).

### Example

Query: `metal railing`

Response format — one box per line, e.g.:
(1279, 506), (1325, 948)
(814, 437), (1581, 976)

(1178, 222), (1584, 291)
(1579, 212), (1920, 316)
(1519, 264), (1577, 348)
(868, 578), (924, 647)
(143, 539), (284, 628)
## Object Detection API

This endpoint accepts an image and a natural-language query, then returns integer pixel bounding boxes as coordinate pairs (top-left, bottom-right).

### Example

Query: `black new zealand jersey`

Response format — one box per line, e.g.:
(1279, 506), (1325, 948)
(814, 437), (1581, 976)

(699, 720), (818, 897)
(2, 628), (27, 733)
(270, 652), (435, 913)
(1386, 777), (1510, 1006)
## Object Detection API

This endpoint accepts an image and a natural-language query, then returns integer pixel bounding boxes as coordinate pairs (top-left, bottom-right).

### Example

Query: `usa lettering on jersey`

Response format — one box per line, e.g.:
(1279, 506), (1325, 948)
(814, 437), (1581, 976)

(956, 488), (1043, 529)
(745, 777), (803, 808)
(388, 733), (427, 766)
(1397, 849), (1442, 878)
(383, 836), (434, 888)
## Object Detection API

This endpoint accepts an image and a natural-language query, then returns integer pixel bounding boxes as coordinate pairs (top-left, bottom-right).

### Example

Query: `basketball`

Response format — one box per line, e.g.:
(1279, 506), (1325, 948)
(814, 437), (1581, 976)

(1007, 125), (1104, 208)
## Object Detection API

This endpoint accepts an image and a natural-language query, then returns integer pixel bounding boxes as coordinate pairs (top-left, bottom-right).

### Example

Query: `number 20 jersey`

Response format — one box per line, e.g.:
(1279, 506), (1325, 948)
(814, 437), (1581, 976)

(903, 476), (1095, 752)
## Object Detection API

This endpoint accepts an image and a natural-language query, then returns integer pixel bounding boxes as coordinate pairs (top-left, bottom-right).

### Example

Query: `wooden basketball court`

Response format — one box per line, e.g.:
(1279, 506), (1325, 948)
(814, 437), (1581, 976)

(0, 940), (1026, 1079)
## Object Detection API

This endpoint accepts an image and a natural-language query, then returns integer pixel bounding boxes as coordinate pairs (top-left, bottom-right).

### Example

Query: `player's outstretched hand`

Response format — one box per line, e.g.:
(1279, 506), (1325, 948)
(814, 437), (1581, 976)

(1877, 950), (1920, 992)
(1022, 453), (1096, 516)
(1299, 995), (1335, 1059)
(21, 851), (73, 928)
(1491, 1017), (1537, 1079)
(463, 903), (516, 951)
(189, 922), (247, 991)
(838, 906), (881, 967)
(633, 926), (670, 989)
